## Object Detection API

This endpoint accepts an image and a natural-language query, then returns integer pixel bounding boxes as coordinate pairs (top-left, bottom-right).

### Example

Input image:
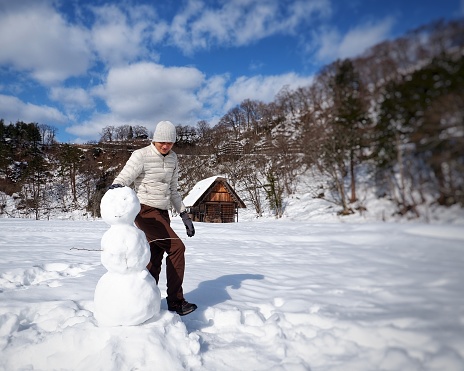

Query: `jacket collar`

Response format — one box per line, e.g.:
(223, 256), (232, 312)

(150, 143), (171, 157)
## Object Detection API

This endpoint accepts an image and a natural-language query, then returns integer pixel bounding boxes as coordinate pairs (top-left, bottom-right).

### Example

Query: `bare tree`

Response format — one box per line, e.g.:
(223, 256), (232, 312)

(275, 85), (298, 119)
(218, 106), (246, 140)
(38, 124), (57, 146)
(115, 125), (131, 141)
(58, 144), (83, 203)
(100, 126), (116, 142)
(133, 125), (149, 139)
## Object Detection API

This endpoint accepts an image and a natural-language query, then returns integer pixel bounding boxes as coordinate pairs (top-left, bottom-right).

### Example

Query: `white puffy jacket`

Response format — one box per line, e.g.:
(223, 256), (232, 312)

(113, 144), (186, 213)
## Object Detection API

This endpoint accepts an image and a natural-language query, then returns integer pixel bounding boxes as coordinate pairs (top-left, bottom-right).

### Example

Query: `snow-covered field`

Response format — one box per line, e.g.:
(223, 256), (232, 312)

(1, 215), (464, 370)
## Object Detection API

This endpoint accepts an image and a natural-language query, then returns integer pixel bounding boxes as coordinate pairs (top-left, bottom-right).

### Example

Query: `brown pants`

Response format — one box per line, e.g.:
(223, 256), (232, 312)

(135, 204), (185, 303)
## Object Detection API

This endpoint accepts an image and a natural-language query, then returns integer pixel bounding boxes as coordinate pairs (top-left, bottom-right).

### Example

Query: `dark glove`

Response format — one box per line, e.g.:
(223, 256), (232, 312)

(180, 211), (195, 237)
(108, 184), (124, 190)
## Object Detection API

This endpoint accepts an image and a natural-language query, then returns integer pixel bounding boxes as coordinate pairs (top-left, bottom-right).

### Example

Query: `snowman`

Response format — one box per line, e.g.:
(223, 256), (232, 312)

(94, 186), (161, 326)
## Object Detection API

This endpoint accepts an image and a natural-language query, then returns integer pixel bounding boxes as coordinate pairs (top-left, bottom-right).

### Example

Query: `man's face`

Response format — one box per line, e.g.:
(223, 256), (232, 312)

(154, 142), (174, 155)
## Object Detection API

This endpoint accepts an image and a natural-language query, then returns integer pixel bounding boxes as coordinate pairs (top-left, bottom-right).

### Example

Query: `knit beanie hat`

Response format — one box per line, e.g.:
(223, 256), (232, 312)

(152, 120), (177, 143)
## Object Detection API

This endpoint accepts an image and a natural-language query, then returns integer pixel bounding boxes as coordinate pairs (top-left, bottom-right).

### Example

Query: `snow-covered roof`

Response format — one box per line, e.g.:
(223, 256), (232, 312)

(183, 175), (225, 207)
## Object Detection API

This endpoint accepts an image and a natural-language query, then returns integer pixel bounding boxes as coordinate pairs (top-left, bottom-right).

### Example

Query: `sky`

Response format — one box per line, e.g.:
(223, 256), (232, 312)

(0, 0), (462, 144)
(1, 208), (464, 369)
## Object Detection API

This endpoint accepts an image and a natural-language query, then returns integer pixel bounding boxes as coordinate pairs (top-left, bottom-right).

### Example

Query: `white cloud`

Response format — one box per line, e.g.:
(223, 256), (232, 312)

(68, 66), (314, 142)
(169, 0), (206, 51)
(312, 27), (340, 62)
(67, 62), (208, 140)
(197, 74), (229, 115)
(152, 21), (170, 44)
(225, 73), (314, 111)
(168, 0), (331, 53)
(338, 18), (395, 59)
(89, 4), (158, 66)
(49, 87), (94, 110)
(65, 112), (120, 143)
(98, 62), (204, 121)
(314, 18), (395, 62)
(0, 1), (92, 84)
(0, 94), (68, 125)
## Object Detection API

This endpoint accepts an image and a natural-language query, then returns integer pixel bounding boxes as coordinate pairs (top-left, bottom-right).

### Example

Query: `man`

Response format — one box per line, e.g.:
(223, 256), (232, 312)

(109, 120), (197, 316)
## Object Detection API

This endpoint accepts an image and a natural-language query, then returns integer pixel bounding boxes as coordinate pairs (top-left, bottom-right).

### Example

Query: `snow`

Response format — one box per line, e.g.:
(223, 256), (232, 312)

(1, 167), (464, 370)
(1, 204), (464, 370)
(183, 175), (224, 207)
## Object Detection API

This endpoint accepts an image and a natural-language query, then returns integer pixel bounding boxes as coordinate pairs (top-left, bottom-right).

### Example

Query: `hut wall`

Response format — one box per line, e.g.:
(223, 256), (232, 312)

(207, 183), (232, 202)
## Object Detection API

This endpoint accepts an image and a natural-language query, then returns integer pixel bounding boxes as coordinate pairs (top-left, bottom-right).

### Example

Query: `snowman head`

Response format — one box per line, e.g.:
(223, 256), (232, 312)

(101, 186), (141, 225)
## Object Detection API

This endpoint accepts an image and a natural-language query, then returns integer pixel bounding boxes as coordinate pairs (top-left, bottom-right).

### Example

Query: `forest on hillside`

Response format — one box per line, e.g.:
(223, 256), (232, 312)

(0, 19), (463, 220)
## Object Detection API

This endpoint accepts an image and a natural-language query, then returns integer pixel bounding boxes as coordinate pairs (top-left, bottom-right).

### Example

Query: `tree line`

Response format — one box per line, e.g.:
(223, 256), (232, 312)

(0, 19), (463, 220)
(177, 19), (464, 218)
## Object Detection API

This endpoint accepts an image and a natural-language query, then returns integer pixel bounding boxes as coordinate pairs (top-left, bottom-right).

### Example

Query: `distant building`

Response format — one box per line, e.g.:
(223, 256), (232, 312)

(183, 176), (246, 223)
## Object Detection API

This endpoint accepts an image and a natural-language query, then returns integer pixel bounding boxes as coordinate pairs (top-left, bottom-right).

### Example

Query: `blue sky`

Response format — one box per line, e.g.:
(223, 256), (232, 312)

(0, 0), (462, 143)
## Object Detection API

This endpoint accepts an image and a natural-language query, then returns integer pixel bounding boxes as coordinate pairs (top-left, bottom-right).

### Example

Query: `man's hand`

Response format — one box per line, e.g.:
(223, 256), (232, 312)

(180, 211), (195, 237)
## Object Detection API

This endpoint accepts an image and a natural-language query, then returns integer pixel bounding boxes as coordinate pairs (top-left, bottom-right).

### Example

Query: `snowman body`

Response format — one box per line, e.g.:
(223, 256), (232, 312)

(94, 186), (160, 326)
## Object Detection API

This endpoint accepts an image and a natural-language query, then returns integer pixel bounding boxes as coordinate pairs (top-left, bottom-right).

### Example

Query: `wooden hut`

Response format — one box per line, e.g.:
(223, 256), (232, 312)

(183, 176), (246, 223)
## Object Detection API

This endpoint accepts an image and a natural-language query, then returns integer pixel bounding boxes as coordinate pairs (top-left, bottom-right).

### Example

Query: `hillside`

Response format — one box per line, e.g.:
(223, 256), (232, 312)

(2, 167), (463, 225)
(1, 19), (463, 221)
